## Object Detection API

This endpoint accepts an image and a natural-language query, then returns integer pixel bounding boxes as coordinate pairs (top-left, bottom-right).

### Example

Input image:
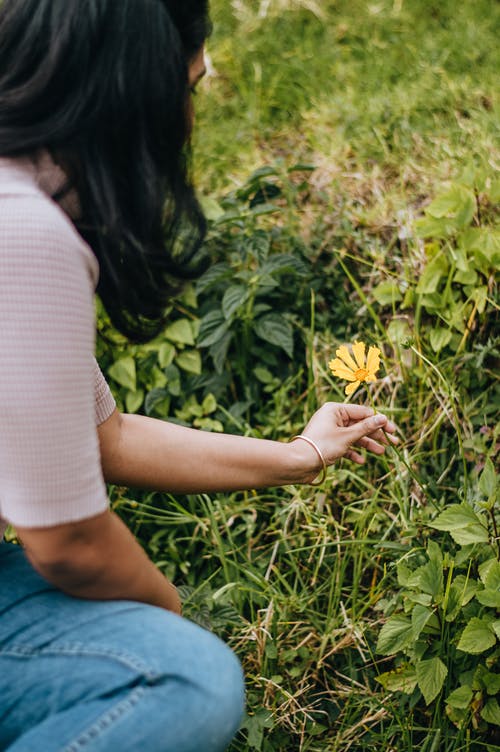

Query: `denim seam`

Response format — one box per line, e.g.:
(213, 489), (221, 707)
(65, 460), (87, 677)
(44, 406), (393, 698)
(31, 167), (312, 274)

(0, 643), (159, 681)
(62, 685), (146, 751)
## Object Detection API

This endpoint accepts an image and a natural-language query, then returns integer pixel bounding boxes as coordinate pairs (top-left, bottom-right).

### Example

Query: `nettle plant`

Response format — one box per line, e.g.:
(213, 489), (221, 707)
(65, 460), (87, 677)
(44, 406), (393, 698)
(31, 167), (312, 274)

(97, 164), (317, 433)
(376, 458), (500, 737)
(410, 168), (499, 355)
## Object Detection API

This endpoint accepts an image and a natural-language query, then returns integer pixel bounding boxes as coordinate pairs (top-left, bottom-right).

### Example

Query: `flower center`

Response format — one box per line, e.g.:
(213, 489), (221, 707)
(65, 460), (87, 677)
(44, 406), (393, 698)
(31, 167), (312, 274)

(354, 368), (369, 381)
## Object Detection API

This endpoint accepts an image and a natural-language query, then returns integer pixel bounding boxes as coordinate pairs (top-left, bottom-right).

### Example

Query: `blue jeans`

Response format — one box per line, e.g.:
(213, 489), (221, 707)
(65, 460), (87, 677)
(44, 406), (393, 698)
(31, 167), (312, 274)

(0, 544), (244, 751)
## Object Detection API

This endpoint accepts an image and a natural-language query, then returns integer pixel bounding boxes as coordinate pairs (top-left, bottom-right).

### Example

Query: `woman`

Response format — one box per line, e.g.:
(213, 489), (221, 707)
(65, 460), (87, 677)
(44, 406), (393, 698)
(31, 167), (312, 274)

(0, 1), (397, 750)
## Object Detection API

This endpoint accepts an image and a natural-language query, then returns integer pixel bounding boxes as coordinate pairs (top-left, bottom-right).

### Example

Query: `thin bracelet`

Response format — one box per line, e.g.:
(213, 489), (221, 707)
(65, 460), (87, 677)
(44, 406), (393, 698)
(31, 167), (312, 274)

(289, 435), (327, 486)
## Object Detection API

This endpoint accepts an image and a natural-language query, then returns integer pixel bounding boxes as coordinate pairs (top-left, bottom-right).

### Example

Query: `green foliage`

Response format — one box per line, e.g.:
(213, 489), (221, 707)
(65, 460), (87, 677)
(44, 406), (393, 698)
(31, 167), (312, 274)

(96, 1), (500, 750)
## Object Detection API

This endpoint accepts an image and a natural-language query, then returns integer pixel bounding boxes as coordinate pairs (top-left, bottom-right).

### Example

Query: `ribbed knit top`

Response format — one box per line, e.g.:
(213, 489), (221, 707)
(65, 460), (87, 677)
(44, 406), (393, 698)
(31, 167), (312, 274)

(0, 155), (116, 539)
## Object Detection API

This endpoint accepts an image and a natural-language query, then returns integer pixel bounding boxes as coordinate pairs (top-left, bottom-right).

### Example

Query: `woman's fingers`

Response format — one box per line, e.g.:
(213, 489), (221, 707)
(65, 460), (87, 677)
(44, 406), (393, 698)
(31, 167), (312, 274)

(355, 436), (386, 455)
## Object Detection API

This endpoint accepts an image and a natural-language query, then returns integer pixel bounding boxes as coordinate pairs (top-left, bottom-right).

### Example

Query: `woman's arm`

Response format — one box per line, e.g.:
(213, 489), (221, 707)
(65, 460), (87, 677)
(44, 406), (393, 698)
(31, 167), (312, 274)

(17, 510), (181, 613)
(98, 404), (397, 493)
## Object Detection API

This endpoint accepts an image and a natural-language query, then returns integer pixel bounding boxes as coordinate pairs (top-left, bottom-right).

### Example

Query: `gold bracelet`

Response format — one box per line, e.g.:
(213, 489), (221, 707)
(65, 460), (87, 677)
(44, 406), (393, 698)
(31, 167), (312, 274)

(289, 434), (327, 486)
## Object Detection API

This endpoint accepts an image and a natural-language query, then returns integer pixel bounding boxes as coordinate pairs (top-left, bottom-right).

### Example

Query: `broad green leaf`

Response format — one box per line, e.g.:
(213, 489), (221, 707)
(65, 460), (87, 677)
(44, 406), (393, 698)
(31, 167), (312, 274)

(429, 504), (489, 544)
(201, 393), (217, 414)
(253, 314), (294, 358)
(481, 698), (500, 726)
(222, 285), (250, 320)
(196, 262), (231, 294)
(125, 389), (144, 414)
(407, 558), (443, 598)
(493, 621), (500, 640)
(144, 388), (170, 418)
(209, 331), (233, 374)
(426, 184), (476, 228)
(451, 525), (490, 545)
(198, 310), (231, 348)
(429, 503), (483, 530)
(479, 558), (500, 589)
(416, 657), (448, 705)
(476, 589), (500, 608)
(415, 215), (455, 239)
(412, 605), (434, 640)
(479, 458), (497, 499)
(158, 342), (175, 369)
(375, 666), (417, 694)
(376, 614), (414, 655)
(446, 685), (473, 709)
(397, 561), (412, 587)
(253, 367), (274, 384)
(415, 253), (449, 294)
(175, 350), (202, 375)
(108, 357), (136, 391)
(429, 327), (452, 352)
(261, 253), (309, 277)
(199, 195), (224, 221)
(457, 617), (497, 654)
(372, 281), (403, 306)
(165, 319), (195, 346)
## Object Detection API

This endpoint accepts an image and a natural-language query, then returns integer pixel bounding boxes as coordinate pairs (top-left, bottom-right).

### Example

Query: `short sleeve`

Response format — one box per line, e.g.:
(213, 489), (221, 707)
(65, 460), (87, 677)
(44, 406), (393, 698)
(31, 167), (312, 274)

(0, 195), (109, 528)
(94, 360), (116, 426)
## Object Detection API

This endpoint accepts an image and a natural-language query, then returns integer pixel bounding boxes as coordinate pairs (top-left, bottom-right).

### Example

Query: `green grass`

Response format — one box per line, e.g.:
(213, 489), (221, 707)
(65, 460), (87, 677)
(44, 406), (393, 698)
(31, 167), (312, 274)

(102, 1), (499, 750)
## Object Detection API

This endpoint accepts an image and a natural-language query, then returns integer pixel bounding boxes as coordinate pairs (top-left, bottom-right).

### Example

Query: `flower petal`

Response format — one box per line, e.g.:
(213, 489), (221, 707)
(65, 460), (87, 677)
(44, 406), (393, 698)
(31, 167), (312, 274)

(352, 341), (366, 369)
(366, 346), (381, 377)
(328, 359), (357, 381)
(335, 345), (358, 371)
(345, 380), (360, 396)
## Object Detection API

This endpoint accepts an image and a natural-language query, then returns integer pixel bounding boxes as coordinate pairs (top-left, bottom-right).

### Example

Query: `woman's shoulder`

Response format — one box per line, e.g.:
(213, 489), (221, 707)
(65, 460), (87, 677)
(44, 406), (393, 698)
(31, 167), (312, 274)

(0, 158), (99, 287)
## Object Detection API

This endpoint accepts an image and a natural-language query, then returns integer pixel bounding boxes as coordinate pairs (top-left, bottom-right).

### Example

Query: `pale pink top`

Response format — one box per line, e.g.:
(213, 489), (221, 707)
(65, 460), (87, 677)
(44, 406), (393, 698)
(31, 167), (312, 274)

(0, 154), (116, 539)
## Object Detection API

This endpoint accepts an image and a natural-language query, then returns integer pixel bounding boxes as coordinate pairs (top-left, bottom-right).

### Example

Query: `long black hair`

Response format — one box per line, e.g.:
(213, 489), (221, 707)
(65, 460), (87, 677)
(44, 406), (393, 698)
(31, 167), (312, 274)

(0, 0), (211, 341)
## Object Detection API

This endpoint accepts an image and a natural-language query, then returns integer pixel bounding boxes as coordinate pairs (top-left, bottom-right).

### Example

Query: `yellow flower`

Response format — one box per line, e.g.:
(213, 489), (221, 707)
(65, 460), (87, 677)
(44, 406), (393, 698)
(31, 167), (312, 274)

(328, 341), (381, 396)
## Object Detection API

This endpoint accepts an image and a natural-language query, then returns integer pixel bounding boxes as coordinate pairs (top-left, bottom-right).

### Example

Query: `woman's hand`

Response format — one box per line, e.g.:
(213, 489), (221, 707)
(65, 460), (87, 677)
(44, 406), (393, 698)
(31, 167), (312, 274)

(290, 402), (399, 483)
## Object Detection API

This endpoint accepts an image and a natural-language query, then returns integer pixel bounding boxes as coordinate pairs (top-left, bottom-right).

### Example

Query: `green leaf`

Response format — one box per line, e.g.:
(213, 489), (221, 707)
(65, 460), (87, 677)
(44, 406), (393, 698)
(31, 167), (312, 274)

(408, 557), (443, 598)
(412, 605), (434, 640)
(165, 319), (195, 346)
(446, 685), (473, 710)
(108, 357), (136, 391)
(429, 327), (452, 352)
(372, 281), (403, 306)
(253, 367), (274, 384)
(481, 698), (500, 726)
(479, 559), (500, 589)
(209, 332), (233, 374)
(430, 503), (483, 530)
(451, 525), (490, 545)
(144, 388), (170, 418)
(426, 184), (476, 227)
(376, 614), (414, 655)
(125, 388), (144, 414)
(175, 349), (202, 375)
(261, 253), (309, 277)
(476, 589), (500, 608)
(416, 657), (448, 705)
(253, 313), (294, 358)
(375, 666), (417, 694)
(457, 617), (497, 654)
(201, 393), (217, 414)
(199, 195), (225, 221)
(479, 458), (497, 499)
(198, 310), (231, 348)
(416, 253), (449, 294)
(222, 285), (250, 320)
(429, 504), (489, 544)
(158, 342), (176, 369)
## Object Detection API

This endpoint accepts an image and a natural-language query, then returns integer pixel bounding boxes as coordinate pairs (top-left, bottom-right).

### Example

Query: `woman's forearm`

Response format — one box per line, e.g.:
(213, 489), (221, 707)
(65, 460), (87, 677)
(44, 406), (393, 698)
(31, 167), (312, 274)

(100, 411), (319, 492)
(98, 404), (396, 494)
